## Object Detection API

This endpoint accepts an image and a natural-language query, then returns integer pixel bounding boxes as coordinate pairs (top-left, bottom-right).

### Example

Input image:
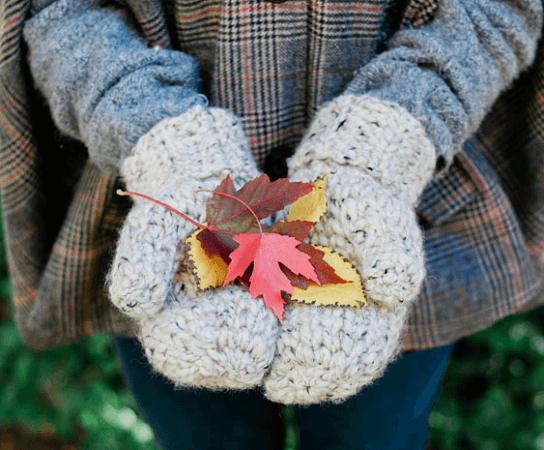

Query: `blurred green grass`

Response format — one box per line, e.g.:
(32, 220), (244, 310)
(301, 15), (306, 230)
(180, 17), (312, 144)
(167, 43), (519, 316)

(428, 304), (544, 450)
(1, 202), (544, 449)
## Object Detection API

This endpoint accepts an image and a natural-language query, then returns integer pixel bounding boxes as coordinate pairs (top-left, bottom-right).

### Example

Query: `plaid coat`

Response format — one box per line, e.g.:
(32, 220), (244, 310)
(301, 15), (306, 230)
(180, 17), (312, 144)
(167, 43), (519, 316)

(1, 0), (543, 350)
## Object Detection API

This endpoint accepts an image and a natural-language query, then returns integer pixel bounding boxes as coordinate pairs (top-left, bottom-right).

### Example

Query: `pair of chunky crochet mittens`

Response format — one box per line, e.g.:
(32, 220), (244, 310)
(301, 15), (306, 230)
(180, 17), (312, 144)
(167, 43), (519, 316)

(108, 94), (436, 404)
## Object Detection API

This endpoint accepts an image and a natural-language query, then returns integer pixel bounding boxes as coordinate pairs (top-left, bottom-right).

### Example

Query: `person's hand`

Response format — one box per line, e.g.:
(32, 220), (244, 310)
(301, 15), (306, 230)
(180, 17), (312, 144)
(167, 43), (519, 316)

(263, 95), (436, 404)
(109, 105), (279, 389)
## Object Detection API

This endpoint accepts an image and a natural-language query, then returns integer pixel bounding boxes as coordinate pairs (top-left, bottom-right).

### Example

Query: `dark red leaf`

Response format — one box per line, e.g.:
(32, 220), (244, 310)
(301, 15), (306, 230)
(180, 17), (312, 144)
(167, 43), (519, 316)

(280, 264), (311, 290)
(205, 174), (312, 235)
(267, 220), (314, 241)
(296, 243), (347, 285)
(196, 228), (237, 264)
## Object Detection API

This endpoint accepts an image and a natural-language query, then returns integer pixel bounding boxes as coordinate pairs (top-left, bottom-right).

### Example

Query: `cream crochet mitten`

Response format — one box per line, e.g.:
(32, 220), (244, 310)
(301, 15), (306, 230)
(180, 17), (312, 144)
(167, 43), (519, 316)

(108, 105), (279, 389)
(263, 94), (436, 404)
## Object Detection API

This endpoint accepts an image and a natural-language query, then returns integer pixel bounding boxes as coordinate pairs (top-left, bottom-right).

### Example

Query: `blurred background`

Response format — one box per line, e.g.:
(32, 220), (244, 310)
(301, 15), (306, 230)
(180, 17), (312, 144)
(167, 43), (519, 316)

(1, 204), (544, 450)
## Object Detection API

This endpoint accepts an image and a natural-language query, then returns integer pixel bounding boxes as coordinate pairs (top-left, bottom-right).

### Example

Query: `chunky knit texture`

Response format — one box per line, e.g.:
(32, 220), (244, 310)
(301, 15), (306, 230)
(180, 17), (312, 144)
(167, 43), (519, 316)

(264, 95), (436, 404)
(288, 95), (435, 307)
(139, 285), (279, 389)
(108, 105), (279, 390)
(265, 303), (409, 404)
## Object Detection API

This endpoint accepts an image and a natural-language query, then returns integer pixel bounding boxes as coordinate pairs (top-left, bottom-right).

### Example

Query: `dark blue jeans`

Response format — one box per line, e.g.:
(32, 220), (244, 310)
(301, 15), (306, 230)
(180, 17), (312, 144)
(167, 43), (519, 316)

(112, 337), (454, 450)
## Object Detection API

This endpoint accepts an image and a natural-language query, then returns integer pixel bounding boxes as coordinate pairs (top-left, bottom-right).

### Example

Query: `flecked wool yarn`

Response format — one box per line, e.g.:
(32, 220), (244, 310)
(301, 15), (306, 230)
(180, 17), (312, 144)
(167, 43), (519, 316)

(265, 303), (409, 404)
(108, 105), (279, 390)
(139, 285), (279, 389)
(264, 95), (436, 404)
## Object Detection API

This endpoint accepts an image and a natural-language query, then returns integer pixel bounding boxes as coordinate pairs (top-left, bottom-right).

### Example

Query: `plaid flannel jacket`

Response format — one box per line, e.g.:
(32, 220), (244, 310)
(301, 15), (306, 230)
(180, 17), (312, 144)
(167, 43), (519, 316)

(1, 0), (543, 350)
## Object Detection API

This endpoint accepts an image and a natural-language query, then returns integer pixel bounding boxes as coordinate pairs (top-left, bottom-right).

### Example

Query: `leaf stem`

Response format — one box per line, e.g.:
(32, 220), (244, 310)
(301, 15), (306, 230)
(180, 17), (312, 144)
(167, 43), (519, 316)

(117, 189), (206, 229)
(195, 189), (263, 233)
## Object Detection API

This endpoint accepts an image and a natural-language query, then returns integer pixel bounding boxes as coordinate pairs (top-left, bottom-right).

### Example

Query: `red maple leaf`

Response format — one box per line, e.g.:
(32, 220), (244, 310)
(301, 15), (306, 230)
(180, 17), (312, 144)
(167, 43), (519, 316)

(196, 175), (313, 262)
(224, 233), (320, 320)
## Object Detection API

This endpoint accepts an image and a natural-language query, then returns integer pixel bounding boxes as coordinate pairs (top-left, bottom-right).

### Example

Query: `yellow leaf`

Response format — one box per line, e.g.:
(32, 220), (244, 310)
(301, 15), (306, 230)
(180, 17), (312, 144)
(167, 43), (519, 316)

(290, 246), (366, 308)
(184, 230), (229, 290)
(286, 173), (331, 223)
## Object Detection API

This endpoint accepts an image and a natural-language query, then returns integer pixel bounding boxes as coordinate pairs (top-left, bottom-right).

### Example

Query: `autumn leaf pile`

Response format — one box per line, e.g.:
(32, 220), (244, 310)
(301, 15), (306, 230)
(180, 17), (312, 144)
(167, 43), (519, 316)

(119, 174), (366, 320)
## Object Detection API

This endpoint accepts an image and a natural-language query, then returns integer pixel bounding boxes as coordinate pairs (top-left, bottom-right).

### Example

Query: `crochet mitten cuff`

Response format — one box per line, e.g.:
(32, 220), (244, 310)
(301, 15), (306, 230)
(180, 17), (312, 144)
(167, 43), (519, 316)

(121, 104), (258, 194)
(109, 104), (260, 319)
(289, 94), (436, 207)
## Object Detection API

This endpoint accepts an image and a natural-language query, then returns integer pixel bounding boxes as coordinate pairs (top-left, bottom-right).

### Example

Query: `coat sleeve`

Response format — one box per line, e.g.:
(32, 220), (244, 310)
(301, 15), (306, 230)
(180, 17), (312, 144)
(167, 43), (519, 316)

(345, 0), (543, 169)
(23, 0), (207, 172)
